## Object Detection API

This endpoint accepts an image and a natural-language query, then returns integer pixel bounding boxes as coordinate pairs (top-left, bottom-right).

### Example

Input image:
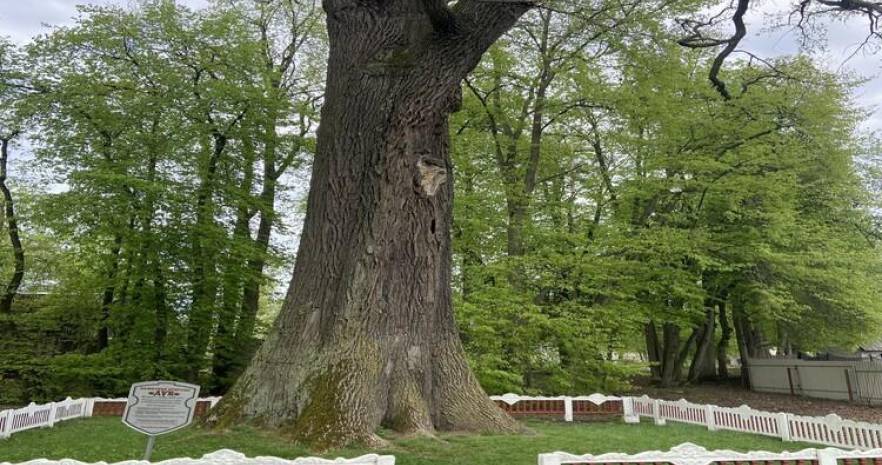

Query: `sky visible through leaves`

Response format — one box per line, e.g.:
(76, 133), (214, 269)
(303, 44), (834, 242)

(2, 1), (879, 129)
(1, 0), (880, 271)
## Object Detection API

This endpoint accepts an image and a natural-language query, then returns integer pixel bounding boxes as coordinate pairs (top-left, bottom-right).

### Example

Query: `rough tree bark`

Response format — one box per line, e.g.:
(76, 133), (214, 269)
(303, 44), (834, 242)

(0, 135), (24, 314)
(209, 0), (533, 448)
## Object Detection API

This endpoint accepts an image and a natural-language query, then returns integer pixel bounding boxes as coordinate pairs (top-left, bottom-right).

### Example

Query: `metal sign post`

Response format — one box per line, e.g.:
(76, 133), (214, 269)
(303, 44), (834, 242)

(122, 380), (200, 461)
(144, 435), (157, 461)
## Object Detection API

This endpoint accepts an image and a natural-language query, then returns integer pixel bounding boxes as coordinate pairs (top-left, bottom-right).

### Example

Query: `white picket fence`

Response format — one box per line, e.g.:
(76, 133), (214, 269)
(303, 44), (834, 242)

(625, 394), (882, 449)
(539, 442), (882, 465)
(0, 397), (222, 440)
(0, 449), (395, 465)
(0, 397), (94, 439)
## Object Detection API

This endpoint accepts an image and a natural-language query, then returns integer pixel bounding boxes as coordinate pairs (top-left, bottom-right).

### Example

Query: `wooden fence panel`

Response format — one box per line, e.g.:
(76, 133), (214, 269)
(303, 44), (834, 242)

(747, 359), (882, 405)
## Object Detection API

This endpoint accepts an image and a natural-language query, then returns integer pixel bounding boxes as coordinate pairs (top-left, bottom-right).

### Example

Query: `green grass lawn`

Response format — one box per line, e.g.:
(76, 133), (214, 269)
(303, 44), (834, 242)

(0, 417), (814, 464)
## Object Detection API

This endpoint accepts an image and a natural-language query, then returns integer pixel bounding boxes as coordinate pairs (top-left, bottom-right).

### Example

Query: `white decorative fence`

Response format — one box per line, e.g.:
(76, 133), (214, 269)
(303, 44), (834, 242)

(0, 449), (395, 465)
(625, 395), (882, 449)
(748, 358), (882, 404)
(0, 397), (222, 440)
(538, 442), (882, 465)
(7, 392), (882, 453)
(490, 393), (623, 422)
(0, 397), (93, 439)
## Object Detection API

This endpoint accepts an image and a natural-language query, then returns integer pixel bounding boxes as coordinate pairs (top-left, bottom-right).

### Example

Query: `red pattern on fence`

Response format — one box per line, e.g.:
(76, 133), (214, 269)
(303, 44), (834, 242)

(495, 399), (566, 416)
(573, 400), (623, 416)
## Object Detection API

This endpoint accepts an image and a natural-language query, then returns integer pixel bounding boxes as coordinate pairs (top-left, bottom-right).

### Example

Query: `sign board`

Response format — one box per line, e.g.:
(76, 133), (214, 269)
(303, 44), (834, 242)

(122, 380), (200, 436)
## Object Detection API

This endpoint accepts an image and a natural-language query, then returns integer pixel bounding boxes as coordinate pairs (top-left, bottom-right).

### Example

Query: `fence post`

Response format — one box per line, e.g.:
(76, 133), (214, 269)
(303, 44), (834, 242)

(816, 449), (837, 465)
(0, 409), (11, 439)
(705, 405), (716, 431)
(55, 398), (66, 422)
(64, 397), (74, 420)
(623, 397), (640, 424)
(538, 453), (563, 465)
(46, 401), (57, 427)
(23, 402), (35, 430)
(564, 397), (573, 422)
(652, 399), (666, 426)
(777, 413), (792, 442)
(85, 398), (95, 417)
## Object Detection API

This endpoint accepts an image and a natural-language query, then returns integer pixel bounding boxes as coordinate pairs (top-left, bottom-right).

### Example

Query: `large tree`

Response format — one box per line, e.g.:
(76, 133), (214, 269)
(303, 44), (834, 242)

(209, 0), (536, 448)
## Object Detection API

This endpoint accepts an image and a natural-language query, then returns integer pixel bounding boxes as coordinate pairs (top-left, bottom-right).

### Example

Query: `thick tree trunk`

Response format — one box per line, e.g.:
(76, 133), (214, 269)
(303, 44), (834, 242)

(210, 0), (532, 448)
(0, 137), (24, 314)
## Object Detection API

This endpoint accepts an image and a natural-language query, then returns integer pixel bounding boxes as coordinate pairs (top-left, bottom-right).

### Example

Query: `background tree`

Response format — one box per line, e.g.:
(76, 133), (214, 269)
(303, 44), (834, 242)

(0, 0), (322, 403)
(0, 39), (26, 314)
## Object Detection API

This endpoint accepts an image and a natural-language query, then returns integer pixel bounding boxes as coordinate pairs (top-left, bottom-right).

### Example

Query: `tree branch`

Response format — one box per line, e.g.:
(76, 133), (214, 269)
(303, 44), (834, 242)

(678, 0), (750, 100)
(421, 0), (458, 33)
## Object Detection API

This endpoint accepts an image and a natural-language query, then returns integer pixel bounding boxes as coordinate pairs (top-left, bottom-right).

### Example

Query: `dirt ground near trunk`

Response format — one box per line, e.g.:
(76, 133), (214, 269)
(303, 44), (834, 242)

(628, 380), (882, 424)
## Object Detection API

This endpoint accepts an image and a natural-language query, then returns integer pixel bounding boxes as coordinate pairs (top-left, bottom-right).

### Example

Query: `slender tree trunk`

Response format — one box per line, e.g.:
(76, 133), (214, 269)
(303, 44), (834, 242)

(644, 321), (662, 379)
(674, 327), (697, 384)
(152, 263), (169, 375)
(733, 307), (752, 387)
(98, 232), (124, 350)
(717, 299), (731, 379)
(0, 137), (24, 314)
(231, 208), (271, 367)
(212, 136), (257, 393)
(137, 146), (169, 373)
(186, 132), (227, 377)
(479, 11), (552, 262)
(212, 208), (253, 392)
(659, 323), (681, 387)
(456, 173), (483, 299)
(688, 306), (716, 383)
(210, 0), (532, 448)
(233, 121), (279, 380)
(590, 120), (616, 203)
